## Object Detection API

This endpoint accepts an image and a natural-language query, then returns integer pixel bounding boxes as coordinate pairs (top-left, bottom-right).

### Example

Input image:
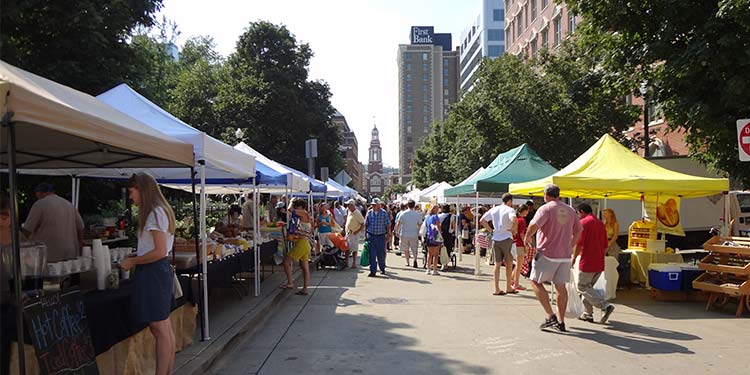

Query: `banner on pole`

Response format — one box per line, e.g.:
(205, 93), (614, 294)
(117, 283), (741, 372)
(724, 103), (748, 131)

(644, 194), (685, 236)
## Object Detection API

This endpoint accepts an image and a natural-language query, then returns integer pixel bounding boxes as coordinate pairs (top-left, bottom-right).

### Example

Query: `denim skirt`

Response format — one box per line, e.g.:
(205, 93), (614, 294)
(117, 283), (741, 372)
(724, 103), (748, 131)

(131, 257), (173, 323)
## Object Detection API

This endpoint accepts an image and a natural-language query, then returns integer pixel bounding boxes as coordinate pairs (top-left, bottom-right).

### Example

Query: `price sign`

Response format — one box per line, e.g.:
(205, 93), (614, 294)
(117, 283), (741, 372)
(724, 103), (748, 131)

(24, 290), (99, 375)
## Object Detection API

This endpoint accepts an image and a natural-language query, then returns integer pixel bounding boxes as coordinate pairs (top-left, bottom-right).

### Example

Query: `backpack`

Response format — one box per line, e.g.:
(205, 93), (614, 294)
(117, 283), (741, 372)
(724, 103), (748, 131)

(440, 213), (452, 235)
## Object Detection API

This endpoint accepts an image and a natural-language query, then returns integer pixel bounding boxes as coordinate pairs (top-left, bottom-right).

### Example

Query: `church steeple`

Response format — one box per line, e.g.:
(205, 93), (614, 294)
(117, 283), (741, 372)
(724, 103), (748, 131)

(368, 122), (382, 174)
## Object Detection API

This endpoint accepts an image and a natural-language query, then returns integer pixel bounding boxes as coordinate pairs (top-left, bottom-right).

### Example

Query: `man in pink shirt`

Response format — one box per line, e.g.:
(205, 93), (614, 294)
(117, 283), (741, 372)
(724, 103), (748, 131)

(523, 184), (582, 332)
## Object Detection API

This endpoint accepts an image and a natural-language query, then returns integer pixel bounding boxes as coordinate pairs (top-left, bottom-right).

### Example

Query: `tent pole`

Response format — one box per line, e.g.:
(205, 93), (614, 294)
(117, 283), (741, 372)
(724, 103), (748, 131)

(255, 184), (260, 296)
(71, 176), (77, 208)
(474, 192), (480, 276)
(6, 121), (26, 375)
(457, 194), (462, 263)
(723, 192), (730, 236)
(199, 163), (210, 340)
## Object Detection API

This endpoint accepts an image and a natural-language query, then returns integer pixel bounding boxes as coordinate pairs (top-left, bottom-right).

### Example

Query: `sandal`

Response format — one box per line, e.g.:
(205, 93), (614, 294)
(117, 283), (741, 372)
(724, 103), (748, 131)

(492, 291), (506, 296)
(279, 284), (294, 290)
(295, 290), (309, 296)
(507, 290), (519, 294)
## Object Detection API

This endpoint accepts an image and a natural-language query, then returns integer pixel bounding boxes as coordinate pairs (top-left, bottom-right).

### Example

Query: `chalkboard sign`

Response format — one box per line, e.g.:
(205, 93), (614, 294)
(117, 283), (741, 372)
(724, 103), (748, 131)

(24, 289), (99, 375)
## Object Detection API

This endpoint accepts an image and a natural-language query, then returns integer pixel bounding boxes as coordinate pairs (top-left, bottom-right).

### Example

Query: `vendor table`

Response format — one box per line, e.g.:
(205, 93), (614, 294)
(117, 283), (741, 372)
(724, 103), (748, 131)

(6, 279), (196, 374)
(624, 249), (684, 286)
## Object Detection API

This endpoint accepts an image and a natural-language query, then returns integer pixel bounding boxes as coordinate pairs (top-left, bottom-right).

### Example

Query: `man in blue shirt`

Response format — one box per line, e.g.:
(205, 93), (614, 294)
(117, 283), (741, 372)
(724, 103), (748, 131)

(364, 198), (391, 277)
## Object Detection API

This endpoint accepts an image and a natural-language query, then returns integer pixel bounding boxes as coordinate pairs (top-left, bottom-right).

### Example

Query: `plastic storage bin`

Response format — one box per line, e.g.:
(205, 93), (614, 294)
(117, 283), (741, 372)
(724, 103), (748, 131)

(648, 263), (682, 291)
(678, 264), (704, 291)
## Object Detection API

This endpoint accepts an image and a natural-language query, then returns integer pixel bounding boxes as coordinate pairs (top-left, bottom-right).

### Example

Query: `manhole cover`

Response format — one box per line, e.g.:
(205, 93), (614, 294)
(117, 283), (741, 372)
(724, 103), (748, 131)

(369, 297), (408, 305)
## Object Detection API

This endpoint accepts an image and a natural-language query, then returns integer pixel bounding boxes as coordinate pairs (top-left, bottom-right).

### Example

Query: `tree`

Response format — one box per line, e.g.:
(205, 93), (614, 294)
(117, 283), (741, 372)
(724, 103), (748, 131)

(167, 36), (224, 136)
(129, 17), (181, 108)
(214, 21), (342, 173)
(383, 184), (408, 203)
(1, 0), (164, 95)
(412, 44), (639, 188)
(563, 0), (750, 185)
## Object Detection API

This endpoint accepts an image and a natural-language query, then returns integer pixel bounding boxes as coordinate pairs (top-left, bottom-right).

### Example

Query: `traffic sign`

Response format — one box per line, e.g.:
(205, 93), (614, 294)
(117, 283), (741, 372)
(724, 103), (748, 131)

(738, 119), (750, 161)
(335, 170), (352, 186)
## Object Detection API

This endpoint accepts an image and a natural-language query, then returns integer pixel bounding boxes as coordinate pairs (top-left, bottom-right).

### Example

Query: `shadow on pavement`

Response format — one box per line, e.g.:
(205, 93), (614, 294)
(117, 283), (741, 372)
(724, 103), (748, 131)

(565, 325), (696, 355)
(604, 321), (701, 341)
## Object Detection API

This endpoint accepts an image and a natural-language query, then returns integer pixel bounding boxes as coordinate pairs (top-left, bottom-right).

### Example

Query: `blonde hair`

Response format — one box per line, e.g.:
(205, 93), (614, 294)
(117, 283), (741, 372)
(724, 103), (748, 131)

(603, 208), (618, 228)
(127, 173), (176, 234)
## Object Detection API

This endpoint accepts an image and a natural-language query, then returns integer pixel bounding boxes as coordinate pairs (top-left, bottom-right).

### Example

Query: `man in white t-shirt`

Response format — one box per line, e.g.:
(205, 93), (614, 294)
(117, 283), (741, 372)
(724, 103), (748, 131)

(394, 200), (423, 268)
(481, 193), (517, 295)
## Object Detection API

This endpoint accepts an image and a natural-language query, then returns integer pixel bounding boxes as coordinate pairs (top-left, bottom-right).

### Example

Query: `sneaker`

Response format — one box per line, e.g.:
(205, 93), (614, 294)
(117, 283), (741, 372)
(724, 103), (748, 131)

(426, 269), (432, 275)
(554, 322), (567, 332)
(433, 270), (440, 276)
(600, 305), (615, 324)
(539, 314), (558, 330)
(413, 260), (418, 268)
(578, 314), (594, 323)
(367, 272), (376, 277)
(380, 270), (386, 275)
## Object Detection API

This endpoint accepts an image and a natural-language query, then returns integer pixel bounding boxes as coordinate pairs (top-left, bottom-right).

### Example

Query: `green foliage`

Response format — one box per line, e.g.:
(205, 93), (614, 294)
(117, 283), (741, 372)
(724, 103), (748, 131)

(383, 184), (408, 202)
(563, 0), (750, 185)
(412, 43), (640, 188)
(0, 0), (164, 95)
(214, 21), (342, 173)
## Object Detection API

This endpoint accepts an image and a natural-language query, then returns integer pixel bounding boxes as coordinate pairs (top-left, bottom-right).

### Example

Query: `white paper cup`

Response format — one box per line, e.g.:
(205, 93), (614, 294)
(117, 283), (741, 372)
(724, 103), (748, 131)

(61, 261), (72, 274)
(48, 263), (61, 276)
(82, 246), (92, 258)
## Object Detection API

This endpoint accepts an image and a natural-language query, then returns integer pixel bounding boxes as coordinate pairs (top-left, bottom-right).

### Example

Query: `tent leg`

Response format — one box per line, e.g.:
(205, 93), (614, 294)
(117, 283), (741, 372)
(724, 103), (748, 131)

(457, 195), (462, 263)
(6, 121), (26, 375)
(255, 184), (260, 297)
(190, 166), (205, 341)
(475, 192), (480, 277)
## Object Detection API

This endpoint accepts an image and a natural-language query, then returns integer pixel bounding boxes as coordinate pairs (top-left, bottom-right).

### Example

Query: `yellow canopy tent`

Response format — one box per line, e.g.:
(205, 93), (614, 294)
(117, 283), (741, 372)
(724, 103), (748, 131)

(509, 134), (729, 199)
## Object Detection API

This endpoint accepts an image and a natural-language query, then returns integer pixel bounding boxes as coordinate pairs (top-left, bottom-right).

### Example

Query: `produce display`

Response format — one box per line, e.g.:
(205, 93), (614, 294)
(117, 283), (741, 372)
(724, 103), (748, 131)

(694, 236), (750, 317)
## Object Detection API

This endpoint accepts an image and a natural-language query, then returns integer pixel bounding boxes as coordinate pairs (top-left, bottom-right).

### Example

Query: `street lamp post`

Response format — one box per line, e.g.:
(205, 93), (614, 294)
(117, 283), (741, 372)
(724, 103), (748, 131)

(639, 82), (650, 157)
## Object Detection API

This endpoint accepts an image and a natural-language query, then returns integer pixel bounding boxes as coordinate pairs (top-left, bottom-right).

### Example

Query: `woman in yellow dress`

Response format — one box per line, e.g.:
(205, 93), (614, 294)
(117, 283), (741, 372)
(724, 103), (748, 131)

(603, 209), (621, 257)
(281, 199), (313, 295)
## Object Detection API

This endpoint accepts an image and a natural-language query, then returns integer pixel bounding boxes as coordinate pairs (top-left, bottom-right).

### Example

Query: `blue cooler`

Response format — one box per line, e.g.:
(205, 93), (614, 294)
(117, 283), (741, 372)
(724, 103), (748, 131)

(648, 264), (682, 291)
(679, 264), (705, 291)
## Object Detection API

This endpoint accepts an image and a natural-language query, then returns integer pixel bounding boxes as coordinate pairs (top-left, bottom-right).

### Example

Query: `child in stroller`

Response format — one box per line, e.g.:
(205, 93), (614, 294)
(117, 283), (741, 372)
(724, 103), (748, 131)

(316, 232), (349, 271)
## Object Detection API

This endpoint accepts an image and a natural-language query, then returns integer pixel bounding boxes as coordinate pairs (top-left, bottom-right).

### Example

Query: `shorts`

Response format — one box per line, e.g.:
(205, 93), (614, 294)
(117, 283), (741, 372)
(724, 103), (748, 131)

(515, 245), (526, 258)
(530, 254), (571, 285)
(346, 233), (361, 252)
(492, 238), (513, 264)
(288, 239), (311, 262)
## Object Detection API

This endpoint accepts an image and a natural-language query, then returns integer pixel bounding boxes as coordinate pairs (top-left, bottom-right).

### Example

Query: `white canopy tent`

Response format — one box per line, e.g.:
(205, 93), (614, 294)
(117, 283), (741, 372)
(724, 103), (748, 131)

(1, 61), (195, 371)
(417, 181), (453, 203)
(234, 142), (308, 193)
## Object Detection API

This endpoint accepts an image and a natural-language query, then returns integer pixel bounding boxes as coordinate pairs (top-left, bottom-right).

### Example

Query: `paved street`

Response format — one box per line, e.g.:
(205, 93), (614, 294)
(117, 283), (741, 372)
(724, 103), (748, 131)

(211, 254), (749, 375)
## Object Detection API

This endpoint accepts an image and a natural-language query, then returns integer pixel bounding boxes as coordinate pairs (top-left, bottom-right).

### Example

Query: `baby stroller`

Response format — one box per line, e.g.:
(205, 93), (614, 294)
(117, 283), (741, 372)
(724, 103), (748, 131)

(420, 236), (457, 269)
(316, 232), (348, 271)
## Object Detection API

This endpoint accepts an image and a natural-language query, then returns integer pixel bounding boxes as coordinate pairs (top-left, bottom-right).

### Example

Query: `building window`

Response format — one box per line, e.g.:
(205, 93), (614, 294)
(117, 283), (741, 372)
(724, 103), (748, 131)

(493, 9), (504, 21)
(487, 29), (504, 41)
(423, 73), (429, 80)
(531, 40), (538, 59)
(424, 115), (430, 123)
(524, 5), (528, 28)
(443, 58), (448, 65)
(444, 98), (450, 105)
(542, 0), (548, 9)
(406, 104), (412, 112)
(553, 18), (561, 46)
(423, 84), (429, 91)
(568, 13), (577, 33)
(406, 73), (412, 81)
(406, 83), (412, 91)
(531, 0), (537, 20)
(516, 15), (522, 37)
(541, 29), (549, 49)
(488, 45), (503, 57)
(406, 135), (412, 143)
(422, 53), (429, 61)
(444, 89), (449, 96)
(404, 52), (412, 60)
(443, 78), (449, 85)
(406, 63), (412, 71)
(443, 67), (449, 75)
(407, 126), (412, 133)
(423, 63), (429, 70)
(406, 94), (413, 102)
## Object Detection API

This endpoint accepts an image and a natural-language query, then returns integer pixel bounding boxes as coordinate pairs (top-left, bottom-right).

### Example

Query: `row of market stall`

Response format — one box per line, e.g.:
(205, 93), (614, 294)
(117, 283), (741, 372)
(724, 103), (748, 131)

(1, 60), (358, 374)
(402, 134), (730, 284)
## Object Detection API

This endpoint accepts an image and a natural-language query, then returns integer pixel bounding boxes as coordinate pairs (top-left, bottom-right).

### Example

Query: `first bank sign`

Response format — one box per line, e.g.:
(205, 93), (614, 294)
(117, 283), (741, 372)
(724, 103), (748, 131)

(411, 26), (434, 45)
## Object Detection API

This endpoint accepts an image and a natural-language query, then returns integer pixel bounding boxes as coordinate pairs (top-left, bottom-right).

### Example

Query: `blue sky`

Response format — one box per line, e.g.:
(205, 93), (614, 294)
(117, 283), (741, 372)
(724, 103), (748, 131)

(158, 0), (481, 167)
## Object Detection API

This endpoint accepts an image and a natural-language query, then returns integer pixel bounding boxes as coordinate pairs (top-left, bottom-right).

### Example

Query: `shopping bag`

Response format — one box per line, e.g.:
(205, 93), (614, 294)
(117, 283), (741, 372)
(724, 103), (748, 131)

(440, 246), (450, 265)
(461, 229), (470, 240)
(594, 272), (609, 300)
(360, 240), (370, 267)
(565, 278), (584, 319)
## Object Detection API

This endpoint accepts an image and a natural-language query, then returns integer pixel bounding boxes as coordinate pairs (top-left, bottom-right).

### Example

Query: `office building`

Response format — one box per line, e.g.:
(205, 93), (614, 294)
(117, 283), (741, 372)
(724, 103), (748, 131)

(504, 0), (578, 58)
(332, 110), (364, 191)
(459, 0), (506, 93)
(397, 26), (460, 184)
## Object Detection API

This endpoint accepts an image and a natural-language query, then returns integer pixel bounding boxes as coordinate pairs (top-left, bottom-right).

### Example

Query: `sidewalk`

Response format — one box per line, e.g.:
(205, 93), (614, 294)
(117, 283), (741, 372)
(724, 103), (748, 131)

(199, 254), (749, 374)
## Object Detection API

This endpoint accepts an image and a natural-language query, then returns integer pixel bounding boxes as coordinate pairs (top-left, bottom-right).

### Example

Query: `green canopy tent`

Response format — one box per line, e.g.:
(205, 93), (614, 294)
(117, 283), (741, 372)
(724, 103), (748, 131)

(442, 143), (558, 275)
(444, 144), (558, 196)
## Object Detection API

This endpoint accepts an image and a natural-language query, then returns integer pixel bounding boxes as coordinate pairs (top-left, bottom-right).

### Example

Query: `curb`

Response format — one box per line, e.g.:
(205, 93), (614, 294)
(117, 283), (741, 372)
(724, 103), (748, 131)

(176, 269), (302, 375)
